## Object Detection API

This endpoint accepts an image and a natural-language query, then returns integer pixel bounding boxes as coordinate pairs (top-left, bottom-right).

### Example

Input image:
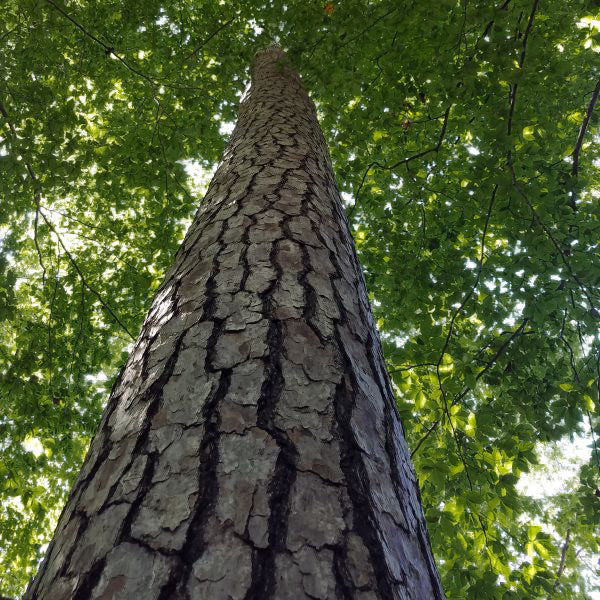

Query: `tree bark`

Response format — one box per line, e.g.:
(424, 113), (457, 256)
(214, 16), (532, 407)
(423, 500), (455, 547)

(27, 46), (444, 600)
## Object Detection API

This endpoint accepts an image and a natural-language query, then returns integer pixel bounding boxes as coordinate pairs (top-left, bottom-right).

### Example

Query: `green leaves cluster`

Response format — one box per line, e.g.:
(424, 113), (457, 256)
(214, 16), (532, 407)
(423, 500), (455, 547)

(0, 0), (598, 597)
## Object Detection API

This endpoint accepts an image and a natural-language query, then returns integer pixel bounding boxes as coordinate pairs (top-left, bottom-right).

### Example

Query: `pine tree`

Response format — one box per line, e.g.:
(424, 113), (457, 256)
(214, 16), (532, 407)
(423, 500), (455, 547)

(27, 46), (444, 600)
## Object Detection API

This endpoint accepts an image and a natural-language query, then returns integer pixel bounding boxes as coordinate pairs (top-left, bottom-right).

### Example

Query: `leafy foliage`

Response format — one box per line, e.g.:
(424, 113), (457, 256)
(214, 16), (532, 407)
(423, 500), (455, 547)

(0, 0), (599, 597)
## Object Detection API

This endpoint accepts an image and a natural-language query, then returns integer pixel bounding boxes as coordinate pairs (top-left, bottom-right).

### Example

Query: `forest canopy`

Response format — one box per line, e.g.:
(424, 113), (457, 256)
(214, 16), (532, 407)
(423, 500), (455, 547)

(0, 0), (599, 597)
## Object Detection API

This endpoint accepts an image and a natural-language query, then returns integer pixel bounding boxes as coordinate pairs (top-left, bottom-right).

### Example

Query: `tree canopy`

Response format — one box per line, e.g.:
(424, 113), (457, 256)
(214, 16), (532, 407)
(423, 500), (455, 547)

(1, 0), (599, 597)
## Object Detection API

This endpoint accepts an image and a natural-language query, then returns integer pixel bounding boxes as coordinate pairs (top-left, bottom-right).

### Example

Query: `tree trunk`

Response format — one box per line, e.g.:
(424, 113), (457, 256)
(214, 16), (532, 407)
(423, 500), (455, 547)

(27, 47), (444, 600)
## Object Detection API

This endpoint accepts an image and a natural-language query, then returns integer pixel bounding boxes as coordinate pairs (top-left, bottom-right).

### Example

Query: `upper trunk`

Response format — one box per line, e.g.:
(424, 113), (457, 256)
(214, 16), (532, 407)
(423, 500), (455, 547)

(27, 46), (444, 600)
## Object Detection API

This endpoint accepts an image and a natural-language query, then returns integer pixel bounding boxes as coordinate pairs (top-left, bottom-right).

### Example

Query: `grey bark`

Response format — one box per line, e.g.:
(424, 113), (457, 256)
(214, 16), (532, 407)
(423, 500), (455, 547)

(27, 47), (444, 600)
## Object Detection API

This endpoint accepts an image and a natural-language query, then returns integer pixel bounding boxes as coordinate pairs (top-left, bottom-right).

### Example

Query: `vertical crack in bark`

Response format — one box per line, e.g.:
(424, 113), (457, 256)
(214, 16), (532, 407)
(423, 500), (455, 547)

(71, 557), (106, 600)
(297, 164), (325, 347)
(333, 370), (397, 600)
(245, 316), (294, 599)
(332, 543), (355, 600)
(363, 329), (444, 598)
(155, 202), (233, 598)
(363, 331), (411, 535)
(340, 190), (444, 597)
(310, 211), (396, 598)
(245, 164), (299, 600)
(71, 322), (188, 597)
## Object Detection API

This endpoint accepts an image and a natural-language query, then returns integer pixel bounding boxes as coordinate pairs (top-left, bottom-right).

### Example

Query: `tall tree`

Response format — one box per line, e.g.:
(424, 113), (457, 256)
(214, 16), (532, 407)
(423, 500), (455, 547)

(26, 46), (444, 600)
(2, 1), (599, 598)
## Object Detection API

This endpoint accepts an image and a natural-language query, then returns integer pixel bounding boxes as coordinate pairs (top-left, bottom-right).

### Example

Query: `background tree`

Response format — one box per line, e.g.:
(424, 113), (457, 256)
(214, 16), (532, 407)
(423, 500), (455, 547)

(0, 0), (598, 598)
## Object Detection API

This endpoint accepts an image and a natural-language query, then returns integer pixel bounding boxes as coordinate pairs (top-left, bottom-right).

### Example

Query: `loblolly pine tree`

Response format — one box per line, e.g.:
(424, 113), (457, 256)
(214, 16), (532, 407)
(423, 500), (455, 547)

(26, 46), (444, 600)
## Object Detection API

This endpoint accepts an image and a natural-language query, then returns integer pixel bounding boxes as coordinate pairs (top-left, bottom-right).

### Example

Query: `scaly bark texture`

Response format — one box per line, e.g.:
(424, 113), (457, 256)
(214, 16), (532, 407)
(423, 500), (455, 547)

(27, 47), (444, 600)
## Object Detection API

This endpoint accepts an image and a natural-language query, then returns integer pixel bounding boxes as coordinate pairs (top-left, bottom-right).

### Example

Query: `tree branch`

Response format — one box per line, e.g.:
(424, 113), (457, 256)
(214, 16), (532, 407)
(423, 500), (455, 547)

(0, 99), (48, 284)
(337, 6), (399, 50)
(68, 279), (86, 390)
(476, 318), (528, 382)
(572, 78), (600, 177)
(428, 185), (497, 496)
(0, 96), (135, 340)
(349, 106), (451, 217)
(389, 363), (436, 374)
(435, 184), (497, 406)
(477, 0), (512, 47)
(44, 0), (222, 91)
(184, 17), (235, 63)
(44, 0), (158, 87)
(411, 310), (529, 459)
(411, 418), (441, 459)
(506, 0), (539, 136)
(47, 254), (61, 392)
(508, 163), (597, 312)
(39, 209), (135, 340)
(549, 528), (570, 599)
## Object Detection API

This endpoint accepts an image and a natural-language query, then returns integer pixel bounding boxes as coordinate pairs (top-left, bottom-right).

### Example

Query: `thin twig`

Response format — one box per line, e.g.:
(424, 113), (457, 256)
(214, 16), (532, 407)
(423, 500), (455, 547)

(0, 22), (20, 43)
(389, 363), (436, 374)
(456, 0), (469, 63)
(436, 185), (497, 401)
(476, 0), (512, 48)
(411, 418), (441, 459)
(1, 93), (135, 340)
(51, 222), (148, 277)
(41, 205), (124, 238)
(44, 0), (217, 92)
(410, 194), (536, 461)
(68, 279), (86, 390)
(33, 199), (47, 286)
(47, 254), (61, 393)
(432, 185), (497, 499)
(477, 319), (528, 382)
(559, 309), (580, 383)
